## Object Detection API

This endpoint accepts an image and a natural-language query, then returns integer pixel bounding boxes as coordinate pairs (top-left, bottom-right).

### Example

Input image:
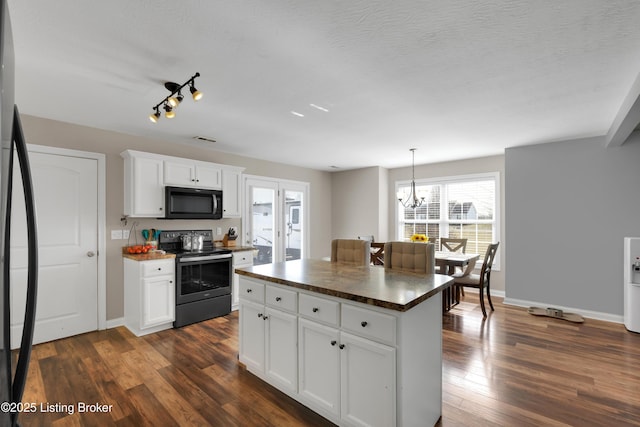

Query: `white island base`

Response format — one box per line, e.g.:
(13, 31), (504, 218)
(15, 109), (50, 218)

(238, 275), (444, 427)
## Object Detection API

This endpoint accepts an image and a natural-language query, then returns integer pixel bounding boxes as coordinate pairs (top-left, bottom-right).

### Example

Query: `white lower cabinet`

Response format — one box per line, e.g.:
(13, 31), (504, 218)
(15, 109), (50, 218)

(340, 332), (395, 427)
(238, 279), (297, 393)
(232, 250), (254, 311)
(298, 319), (396, 427)
(298, 319), (341, 416)
(239, 300), (265, 371)
(265, 307), (298, 392)
(239, 277), (406, 427)
(124, 258), (175, 336)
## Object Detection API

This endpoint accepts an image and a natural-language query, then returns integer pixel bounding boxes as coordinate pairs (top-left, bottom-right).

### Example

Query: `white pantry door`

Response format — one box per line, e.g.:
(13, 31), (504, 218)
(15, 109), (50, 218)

(10, 151), (98, 348)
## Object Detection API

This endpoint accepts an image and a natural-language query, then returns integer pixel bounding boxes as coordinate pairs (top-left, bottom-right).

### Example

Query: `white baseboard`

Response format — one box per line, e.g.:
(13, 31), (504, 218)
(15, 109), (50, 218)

(105, 317), (125, 329)
(462, 287), (505, 298)
(502, 297), (624, 324)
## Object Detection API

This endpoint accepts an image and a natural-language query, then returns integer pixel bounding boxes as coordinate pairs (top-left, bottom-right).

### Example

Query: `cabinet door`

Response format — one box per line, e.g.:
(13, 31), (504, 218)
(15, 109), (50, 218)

(265, 308), (297, 393)
(164, 161), (195, 186)
(195, 164), (222, 189)
(132, 157), (164, 217)
(222, 169), (242, 217)
(232, 252), (253, 311)
(141, 275), (175, 328)
(340, 332), (396, 427)
(239, 300), (265, 372)
(298, 318), (340, 416)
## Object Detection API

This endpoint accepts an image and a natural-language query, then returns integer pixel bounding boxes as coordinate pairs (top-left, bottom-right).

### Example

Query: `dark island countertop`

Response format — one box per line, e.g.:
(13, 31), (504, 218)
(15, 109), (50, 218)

(236, 259), (453, 312)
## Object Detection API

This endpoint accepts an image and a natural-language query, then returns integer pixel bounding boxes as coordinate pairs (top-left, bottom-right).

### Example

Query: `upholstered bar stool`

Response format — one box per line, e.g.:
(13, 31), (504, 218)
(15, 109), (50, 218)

(331, 239), (371, 266)
(383, 241), (435, 274)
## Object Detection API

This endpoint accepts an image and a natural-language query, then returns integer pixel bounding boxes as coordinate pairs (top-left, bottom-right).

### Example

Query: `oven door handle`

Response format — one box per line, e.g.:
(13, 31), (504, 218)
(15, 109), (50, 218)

(179, 254), (232, 262)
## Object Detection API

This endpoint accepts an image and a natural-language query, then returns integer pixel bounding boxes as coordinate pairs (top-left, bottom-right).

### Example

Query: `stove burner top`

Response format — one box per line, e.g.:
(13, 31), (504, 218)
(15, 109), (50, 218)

(167, 247), (232, 257)
(158, 229), (232, 257)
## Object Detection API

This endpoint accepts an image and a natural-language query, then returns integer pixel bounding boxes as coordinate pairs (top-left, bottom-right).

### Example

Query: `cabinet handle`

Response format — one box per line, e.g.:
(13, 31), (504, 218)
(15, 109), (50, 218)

(330, 340), (337, 346)
(339, 344), (345, 350)
(312, 307), (319, 313)
(361, 321), (368, 327)
(191, 178), (196, 182)
(157, 268), (162, 271)
(246, 289), (253, 293)
(169, 281), (173, 284)
(263, 315), (269, 320)
(257, 313), (263, 318)
(275, 297), (282, 302)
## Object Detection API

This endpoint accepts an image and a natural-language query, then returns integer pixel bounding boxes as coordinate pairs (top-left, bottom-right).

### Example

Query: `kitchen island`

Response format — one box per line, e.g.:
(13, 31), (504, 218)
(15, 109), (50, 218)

(236, 259), (453, 427)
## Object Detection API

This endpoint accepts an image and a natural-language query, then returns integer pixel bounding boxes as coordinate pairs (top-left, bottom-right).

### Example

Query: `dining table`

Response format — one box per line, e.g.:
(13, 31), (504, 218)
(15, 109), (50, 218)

(435, 251), (480, 311)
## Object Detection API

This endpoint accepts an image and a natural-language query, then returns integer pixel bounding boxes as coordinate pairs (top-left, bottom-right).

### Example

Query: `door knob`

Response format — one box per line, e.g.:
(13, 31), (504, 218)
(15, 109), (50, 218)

(87, 251), (95, 257)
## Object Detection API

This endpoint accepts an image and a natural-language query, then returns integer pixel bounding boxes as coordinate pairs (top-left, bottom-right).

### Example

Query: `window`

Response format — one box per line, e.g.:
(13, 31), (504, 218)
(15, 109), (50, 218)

(396, 172), (499, 268)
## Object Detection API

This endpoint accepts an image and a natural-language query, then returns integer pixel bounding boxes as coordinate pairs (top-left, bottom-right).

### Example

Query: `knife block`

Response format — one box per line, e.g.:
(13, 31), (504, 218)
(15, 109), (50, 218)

(222, 234), (237, 247)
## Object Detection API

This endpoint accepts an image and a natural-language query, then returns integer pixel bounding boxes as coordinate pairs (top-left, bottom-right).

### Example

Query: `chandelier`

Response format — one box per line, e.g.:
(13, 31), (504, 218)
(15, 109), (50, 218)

(149, 72), (203, 123)
(397, 148), (425, 209)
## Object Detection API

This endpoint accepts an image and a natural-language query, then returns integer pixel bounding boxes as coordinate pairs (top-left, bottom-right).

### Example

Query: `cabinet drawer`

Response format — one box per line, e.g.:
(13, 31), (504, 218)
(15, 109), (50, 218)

(141, 259), (175, 278)
(239, 278), (264, 304)
(341, 304), (396, 345)
(299, 294), (339, 326)
(233, 251), (253, 266)
(266, 286), (297, 312)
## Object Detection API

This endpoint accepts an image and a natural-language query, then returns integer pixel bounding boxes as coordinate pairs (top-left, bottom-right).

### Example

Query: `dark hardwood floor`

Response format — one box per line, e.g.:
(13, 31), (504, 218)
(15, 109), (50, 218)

(14, 293), (640, 426)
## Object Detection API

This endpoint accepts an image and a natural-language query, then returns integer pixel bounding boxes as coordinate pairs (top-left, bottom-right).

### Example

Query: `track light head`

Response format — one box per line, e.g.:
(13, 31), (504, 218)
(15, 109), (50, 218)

(190, 82), (203, 101)
(164, 103), (175, 119)
(149, 107), (161, 123)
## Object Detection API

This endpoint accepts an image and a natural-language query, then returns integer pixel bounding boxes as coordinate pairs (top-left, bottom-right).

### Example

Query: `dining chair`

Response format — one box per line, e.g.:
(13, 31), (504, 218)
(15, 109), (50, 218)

(437, 237), (468, 280)
(452, 242), (499, 318)
(440, 237), (467, 253)
(383, 241), (435, 274)
(331, 239), (370, 266)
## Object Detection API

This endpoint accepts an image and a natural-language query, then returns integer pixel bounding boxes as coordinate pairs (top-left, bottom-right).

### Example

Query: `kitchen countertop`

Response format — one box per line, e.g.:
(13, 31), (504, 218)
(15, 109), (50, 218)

(122, 248), (176, 261)
(219, 245), (255, 252)
(236, 258), (453, 312)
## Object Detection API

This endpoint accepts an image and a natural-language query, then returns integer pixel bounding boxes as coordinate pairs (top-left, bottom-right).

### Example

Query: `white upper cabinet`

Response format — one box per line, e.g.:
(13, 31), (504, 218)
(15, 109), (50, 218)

(164, 160), (222, 189)
(222, 168), (242, 218)
(122, 151), (164, 217)
(121, 150), (244, 218)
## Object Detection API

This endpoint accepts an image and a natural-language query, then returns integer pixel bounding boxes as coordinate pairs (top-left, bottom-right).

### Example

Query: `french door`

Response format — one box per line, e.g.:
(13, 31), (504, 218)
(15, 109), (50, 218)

(243, 176), (309, 265)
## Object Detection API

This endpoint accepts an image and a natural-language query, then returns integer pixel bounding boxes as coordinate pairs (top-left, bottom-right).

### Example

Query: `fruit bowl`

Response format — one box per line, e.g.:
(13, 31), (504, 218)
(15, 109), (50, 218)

(125, 244), (153, 255)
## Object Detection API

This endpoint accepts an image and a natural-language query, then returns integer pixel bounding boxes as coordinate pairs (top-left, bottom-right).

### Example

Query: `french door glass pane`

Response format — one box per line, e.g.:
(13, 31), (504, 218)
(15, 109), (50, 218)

(251, 187), (275, 265)
(284, 189), (303, 261)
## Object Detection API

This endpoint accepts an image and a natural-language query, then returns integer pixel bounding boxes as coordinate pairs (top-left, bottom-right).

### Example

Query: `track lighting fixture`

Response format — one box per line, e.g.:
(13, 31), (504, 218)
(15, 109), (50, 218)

(149, 72), (202, 122)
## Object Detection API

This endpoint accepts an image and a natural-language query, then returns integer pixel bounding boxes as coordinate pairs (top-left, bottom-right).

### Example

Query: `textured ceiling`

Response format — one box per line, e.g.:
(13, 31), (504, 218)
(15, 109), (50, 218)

(7, 0), (640, 170)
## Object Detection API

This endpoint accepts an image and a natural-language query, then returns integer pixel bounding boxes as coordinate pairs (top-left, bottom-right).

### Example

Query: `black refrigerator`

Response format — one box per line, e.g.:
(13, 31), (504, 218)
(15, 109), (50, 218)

(0, 1), (39, 426)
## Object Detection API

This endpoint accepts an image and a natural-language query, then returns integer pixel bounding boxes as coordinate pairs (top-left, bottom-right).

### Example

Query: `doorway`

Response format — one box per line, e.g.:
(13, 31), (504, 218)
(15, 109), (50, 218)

(9, 145), (105, 348)
(243, 176), (309, 265)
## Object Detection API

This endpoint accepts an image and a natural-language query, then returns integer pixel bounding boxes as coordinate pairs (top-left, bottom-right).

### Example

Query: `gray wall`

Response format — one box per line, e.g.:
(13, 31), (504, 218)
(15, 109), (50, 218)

(505, 133), (640, 316)
(21, 115), (333, 321)
(331, 166), (389, 247)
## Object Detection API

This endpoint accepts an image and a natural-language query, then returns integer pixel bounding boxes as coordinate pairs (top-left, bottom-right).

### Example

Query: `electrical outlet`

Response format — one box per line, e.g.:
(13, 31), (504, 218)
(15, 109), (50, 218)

(122, 229), (130, 239)
(216, 227), (222, 236)
(111, 230), (123, 240)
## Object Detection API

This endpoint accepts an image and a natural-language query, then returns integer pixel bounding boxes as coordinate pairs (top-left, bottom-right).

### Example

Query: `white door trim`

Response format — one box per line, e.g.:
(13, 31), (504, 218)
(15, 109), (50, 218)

(25, 144), (107, 330)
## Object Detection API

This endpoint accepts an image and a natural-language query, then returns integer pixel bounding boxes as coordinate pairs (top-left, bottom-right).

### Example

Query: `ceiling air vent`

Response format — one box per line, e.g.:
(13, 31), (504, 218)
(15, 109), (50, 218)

(193, 136), (217, 144)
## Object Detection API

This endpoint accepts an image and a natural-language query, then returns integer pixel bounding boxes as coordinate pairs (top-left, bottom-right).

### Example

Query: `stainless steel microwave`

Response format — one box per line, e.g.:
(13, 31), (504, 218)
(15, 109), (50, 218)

(165, 186), (223, 219)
